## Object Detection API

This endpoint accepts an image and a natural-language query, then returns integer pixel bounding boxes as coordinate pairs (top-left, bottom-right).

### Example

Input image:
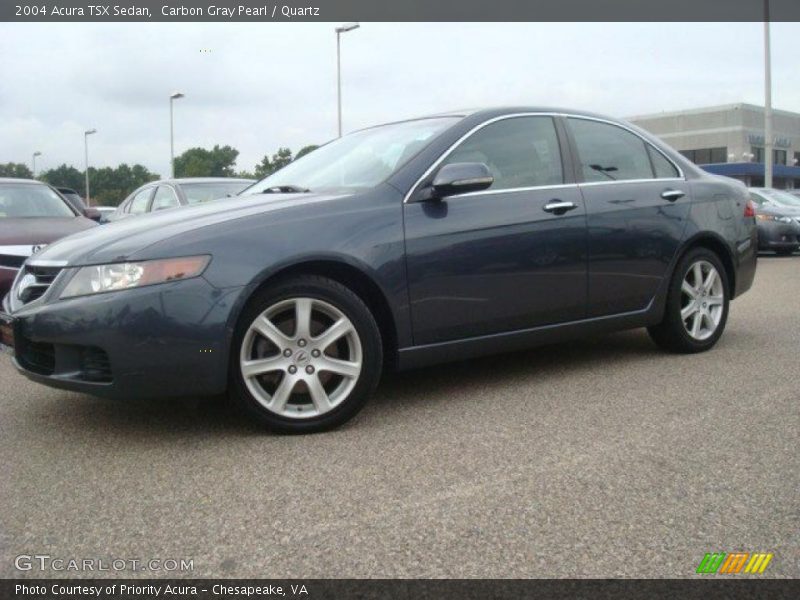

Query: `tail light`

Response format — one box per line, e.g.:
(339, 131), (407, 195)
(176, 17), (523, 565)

(744, 199), (755, 218)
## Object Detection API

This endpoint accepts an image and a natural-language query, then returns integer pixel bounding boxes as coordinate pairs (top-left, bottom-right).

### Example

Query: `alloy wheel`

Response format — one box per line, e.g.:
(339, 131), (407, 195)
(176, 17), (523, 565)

(680, 260), (724, 341)
(239, 297), (363, 419)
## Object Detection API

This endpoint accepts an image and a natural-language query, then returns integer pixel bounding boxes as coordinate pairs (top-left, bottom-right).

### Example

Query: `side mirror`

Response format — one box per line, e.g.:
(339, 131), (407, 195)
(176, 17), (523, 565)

(84, 207), (102, 222)
(431, 163), (494, 199)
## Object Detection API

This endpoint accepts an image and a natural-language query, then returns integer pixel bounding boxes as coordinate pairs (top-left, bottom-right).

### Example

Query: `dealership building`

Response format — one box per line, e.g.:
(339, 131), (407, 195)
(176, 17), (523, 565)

(629, 103), (800, 190)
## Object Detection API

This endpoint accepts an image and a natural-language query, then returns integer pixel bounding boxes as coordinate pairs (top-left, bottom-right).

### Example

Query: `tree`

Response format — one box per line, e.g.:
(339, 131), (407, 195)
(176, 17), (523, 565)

(295, 145), (319, 160)
(0, 162), (33, 178)
(87, 163), (159, 206)
(173, 145), (239, 178)
(39, 164), (85, 195)
(253, 147), (295, 179)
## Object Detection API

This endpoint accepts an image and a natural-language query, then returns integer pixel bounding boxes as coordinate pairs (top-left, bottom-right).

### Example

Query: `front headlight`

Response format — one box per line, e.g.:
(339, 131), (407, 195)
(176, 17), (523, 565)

(60, 256), (210, 299)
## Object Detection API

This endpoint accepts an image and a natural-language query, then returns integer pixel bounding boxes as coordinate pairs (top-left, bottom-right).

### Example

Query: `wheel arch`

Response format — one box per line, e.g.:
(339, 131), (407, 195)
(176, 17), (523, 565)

(674, 232), (737, 296)
(226, 256), (399, 369)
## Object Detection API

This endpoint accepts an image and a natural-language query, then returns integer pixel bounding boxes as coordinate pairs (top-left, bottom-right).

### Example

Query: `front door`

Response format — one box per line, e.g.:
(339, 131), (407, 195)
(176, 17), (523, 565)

(403, 115), (588, 346)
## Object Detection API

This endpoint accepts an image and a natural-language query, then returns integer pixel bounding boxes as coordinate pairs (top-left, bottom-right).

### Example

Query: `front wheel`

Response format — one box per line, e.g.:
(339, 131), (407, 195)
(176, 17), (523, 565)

(648, 248), (729, 354)
(230, 276), (383, 433)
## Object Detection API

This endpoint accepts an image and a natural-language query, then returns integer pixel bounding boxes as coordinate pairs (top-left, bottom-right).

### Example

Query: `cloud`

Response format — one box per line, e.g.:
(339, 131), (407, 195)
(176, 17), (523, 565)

(0, 22), (797, 179)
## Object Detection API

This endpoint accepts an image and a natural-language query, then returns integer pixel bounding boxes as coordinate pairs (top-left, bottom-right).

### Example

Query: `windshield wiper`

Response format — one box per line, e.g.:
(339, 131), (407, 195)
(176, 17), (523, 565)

(258, 185), (311, 194)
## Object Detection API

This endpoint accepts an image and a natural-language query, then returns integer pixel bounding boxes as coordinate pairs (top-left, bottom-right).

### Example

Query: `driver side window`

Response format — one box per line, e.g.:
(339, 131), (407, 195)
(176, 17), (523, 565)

(440, 116), (564, 192)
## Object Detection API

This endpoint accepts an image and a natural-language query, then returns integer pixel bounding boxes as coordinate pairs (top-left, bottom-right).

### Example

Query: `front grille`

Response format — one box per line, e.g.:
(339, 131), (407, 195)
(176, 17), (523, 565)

(16, 265), (62, 304)
(80, 346), (113, 383)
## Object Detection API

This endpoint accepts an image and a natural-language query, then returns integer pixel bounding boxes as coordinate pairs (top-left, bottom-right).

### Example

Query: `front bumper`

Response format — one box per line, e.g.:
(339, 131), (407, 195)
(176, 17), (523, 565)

(3, 277), (242, 399)
(757, 221), (800, 251)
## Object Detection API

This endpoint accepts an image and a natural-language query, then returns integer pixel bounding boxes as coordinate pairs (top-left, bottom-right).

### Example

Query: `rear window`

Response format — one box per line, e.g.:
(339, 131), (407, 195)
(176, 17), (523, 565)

(181, 181), (253, 205)
(0, 184), (75, 218)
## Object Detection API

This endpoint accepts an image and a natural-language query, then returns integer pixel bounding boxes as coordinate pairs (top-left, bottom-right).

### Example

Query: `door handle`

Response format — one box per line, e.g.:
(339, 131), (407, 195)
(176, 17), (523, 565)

(661, 189), (685, 202)
(543, 200), (577, 214)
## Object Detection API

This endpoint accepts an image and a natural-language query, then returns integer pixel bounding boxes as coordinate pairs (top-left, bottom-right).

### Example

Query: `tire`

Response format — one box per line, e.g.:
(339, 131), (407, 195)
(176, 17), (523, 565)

(647, 247), (730, 354)
(230, 275), (383, 433)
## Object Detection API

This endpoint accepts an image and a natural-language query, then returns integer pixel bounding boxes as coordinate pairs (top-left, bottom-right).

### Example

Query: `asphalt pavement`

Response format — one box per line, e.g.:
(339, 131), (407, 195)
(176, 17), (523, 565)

(1, 256), (798, 579)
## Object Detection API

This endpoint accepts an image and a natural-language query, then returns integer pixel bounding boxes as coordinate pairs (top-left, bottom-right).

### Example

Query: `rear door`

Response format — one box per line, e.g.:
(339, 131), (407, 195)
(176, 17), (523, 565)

(403, 115), (588, 345)
(565, 117), (691, 317)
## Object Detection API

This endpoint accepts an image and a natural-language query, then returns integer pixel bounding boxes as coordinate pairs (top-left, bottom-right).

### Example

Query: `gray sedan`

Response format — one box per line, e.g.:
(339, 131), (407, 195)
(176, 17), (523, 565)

(749, 188), (800, 255)
(106, 177), (255, 222)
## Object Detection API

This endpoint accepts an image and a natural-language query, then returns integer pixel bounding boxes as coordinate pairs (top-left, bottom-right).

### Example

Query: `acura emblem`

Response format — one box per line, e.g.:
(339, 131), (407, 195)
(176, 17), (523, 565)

(31, 244), (46, 254)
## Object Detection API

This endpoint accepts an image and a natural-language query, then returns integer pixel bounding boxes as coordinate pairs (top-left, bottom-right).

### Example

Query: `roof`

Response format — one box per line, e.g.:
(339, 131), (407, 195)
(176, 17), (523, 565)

(422, 106), (622, 121)
(161, 177), (255, 184)
(356, 106), (636, 135)
(0, 177), (44, 185)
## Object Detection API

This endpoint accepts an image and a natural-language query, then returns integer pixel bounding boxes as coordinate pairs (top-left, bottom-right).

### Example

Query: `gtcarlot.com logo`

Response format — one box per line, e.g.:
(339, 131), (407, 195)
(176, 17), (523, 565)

(696, 552), (773, 574)
(15, 554), (194, 572)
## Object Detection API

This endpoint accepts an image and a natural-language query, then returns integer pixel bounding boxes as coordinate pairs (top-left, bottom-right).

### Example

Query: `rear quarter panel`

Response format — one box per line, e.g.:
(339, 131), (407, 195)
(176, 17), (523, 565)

(685, 176), (757, 298)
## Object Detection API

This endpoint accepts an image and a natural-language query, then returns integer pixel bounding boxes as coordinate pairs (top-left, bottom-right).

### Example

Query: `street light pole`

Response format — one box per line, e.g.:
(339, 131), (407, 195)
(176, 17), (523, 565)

(764, 0), (773, 188)
(335, 23), (359, 137)
(84, 129), (96, 205)
(170, 92), (185, 178)
(32, 151), (41, 178)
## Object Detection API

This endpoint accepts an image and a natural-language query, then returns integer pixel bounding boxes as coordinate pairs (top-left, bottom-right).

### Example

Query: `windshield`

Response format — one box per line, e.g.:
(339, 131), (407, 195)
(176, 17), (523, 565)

(181, 181), (254, 205)
(757, 189), (800, 208)
(241, 117), (460, 195)
(0, 184), (75, 218)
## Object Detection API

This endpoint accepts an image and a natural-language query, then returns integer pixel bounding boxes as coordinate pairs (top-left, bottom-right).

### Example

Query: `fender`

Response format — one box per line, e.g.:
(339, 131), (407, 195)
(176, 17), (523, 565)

(221, 251), (401, 369)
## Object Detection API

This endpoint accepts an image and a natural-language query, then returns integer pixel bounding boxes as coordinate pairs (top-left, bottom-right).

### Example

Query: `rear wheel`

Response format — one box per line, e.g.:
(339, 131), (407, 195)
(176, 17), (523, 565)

(231, 276), (382, 433)
(648, 248), (729, 354)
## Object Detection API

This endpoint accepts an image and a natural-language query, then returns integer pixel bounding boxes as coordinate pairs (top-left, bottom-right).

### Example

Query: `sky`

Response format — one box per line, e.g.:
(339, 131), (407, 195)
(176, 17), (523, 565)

(1, 22), (798, 177)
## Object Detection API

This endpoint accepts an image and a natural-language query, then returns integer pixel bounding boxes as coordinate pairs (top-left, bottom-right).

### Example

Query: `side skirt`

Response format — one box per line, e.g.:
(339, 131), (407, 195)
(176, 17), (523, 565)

(396, 302), (662, 371)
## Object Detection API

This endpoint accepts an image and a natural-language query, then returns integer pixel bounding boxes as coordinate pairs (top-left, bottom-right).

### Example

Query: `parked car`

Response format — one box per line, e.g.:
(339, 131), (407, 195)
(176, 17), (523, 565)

(1, 108), (757, 433)
(0, 178), (97, 300)
(54, 187), (102, 222)
(105, 177), (255, 223)
(749, 188), (800, 255)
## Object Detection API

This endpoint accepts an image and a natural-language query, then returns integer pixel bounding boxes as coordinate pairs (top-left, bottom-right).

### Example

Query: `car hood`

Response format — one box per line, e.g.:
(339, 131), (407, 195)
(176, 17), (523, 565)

(0, 217), (96, 246)
(30, 192), (349, 266)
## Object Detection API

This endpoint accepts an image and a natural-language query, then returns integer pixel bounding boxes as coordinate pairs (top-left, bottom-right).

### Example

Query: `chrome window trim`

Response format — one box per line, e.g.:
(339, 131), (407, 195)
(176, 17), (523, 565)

(403, 111), (685, 204)
(438, 183), (580, 200)
(578, 177), (686, 188)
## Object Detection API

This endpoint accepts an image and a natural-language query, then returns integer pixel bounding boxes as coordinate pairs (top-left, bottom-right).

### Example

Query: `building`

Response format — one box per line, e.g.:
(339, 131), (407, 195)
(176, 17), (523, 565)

(629, 103), (800, 189)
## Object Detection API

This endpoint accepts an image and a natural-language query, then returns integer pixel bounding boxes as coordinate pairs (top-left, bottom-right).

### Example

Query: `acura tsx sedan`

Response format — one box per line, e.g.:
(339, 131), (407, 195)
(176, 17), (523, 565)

(1, 107), (757, 432)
